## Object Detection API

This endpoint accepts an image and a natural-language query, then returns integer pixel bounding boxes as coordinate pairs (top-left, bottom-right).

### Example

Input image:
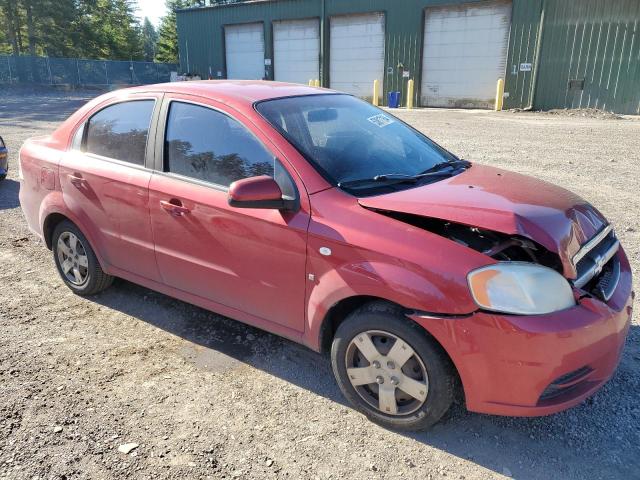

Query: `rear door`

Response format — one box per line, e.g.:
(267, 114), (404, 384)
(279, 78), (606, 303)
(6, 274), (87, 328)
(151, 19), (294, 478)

(60, 95), (161, 281)
(148, 95), (310, 332)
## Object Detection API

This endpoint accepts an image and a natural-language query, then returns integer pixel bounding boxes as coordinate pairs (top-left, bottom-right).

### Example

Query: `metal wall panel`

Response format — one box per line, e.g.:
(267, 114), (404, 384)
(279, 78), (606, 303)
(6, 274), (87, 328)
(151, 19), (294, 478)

(177, 0), (640, 113)
(502, 0), (543, 109)
(176, 0), (497, 106)
(535, 0), (640, 114)
(503, 0), (640, 114)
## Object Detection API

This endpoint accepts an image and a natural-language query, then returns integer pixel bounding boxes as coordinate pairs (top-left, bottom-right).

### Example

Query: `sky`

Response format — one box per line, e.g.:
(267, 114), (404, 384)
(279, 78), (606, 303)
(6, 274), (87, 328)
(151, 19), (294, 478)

(136, 0), (167, 27)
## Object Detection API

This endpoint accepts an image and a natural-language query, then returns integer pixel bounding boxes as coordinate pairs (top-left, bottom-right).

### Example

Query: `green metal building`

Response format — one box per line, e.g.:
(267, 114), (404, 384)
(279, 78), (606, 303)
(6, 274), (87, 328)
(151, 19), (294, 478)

(176, 0), (640, 114)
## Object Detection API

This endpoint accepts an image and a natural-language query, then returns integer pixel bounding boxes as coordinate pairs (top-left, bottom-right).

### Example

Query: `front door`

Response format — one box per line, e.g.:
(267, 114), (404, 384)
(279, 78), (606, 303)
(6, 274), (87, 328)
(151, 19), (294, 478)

(149, 96), (309, 331)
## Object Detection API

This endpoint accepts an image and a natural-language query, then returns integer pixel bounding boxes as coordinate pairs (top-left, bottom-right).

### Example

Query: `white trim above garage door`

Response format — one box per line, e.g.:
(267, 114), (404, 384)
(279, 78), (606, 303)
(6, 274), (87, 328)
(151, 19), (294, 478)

(330, 12), (385, 100)
(421, 0), (512, 108)
(225, 22), (265, 80)
(274, 18), (320, 84)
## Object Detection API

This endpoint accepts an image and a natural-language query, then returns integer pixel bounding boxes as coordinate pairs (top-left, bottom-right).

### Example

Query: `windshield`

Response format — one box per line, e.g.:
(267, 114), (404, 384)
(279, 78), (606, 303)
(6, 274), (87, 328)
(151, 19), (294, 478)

(255, 94), (460, 194)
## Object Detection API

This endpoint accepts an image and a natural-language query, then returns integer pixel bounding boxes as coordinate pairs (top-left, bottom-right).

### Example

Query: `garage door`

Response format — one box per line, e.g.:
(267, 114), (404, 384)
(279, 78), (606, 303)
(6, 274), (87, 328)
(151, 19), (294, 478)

(225, 23), (265, 80)
(330, 13), (385, 100)
(274, 19), (320, 84)
(421, 0), (512, 108)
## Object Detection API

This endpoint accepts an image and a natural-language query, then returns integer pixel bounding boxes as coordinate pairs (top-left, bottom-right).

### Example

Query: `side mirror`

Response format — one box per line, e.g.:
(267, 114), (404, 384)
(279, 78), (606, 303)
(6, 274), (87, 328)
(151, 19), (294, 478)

(228, 175), (296, 211)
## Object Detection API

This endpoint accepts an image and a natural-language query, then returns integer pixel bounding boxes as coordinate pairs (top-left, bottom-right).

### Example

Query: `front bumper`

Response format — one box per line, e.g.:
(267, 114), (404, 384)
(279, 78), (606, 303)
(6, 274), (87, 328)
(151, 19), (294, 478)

(410, 251), (633, 417)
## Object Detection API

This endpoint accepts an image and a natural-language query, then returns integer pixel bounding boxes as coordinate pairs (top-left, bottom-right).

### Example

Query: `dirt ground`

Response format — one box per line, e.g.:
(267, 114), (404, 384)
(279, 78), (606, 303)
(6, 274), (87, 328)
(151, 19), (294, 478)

(0, 91), (639, 480)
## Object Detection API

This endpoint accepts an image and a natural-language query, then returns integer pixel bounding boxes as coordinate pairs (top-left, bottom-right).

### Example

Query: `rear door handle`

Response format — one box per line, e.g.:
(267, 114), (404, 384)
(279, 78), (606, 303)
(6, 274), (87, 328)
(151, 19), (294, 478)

(160, 199), (190, 216)
(67, 174), (86, 187)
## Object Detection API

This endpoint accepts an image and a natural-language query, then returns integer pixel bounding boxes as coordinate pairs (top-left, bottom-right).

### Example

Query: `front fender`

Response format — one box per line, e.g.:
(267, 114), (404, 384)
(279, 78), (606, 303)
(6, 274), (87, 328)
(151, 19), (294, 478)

(304, 259), (476, 350)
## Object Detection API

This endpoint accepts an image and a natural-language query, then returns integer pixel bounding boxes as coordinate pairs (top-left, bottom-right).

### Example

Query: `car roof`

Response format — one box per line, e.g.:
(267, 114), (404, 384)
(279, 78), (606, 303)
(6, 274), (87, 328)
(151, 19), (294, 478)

(124, 80), (335, 106)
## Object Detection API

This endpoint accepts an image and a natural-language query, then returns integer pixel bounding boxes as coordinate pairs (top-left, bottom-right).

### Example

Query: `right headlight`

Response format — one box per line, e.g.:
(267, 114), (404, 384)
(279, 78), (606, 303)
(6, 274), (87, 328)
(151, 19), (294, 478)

(467, 262), (575, 315)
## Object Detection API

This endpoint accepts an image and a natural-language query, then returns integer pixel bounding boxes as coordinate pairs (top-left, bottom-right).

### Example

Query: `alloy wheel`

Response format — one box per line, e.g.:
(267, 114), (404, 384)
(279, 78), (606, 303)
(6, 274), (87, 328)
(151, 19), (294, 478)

(56, 231), (89, 286)
(345, 330), (429, 415)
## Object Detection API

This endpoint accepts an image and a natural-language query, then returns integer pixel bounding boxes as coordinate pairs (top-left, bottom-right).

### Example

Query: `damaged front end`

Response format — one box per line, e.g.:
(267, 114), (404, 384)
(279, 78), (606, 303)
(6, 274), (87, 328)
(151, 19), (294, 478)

(370, 208), (619, 307)
(376, 210), (562, 270)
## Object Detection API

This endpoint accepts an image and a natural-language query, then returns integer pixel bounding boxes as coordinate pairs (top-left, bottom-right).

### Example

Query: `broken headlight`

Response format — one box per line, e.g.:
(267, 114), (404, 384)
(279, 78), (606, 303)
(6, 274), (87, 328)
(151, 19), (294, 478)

(467, 262), (575, 315)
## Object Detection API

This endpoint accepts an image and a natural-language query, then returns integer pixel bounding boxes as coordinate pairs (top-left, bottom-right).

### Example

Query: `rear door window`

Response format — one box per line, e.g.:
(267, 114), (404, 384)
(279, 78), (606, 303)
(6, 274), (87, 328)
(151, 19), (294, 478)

(85, 100), (155, 165)
(164, 101), (275, 187)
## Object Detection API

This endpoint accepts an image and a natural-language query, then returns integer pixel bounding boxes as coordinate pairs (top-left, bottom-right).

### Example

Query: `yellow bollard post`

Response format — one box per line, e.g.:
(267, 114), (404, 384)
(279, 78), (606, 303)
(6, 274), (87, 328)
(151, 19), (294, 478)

(314, 79), (320, 87)
(495, 78), (504, 111)
(309, 79), (314, 86)
(372, 79), (380, 106)
(406, 79), (414, 109)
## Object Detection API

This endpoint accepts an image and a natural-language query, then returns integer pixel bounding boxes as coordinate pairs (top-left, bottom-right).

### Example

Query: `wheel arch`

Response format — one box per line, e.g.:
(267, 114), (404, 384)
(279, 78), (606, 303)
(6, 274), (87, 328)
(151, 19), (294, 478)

(319, 295), (465, 404)
(318, 295), (386, 353)
(41, 210), (109, 271)
(43, 212), (69, 249)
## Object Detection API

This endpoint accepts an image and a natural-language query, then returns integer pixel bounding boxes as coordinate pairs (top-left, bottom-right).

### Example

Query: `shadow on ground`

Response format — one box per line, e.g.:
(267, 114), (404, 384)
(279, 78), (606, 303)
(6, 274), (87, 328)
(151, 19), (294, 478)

(92, 278), (639, 480)
(0, 178), (20, 210)
(0, 93), (91, 124)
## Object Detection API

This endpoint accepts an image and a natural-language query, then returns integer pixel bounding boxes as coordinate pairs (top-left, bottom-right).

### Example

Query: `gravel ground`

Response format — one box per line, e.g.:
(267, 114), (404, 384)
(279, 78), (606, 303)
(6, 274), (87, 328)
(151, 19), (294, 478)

(0, 92), (639, 480)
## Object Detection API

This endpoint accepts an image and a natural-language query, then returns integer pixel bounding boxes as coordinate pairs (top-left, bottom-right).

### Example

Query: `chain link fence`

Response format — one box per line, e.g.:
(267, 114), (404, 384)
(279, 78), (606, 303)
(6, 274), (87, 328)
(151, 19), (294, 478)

(0, 55), (179, 87)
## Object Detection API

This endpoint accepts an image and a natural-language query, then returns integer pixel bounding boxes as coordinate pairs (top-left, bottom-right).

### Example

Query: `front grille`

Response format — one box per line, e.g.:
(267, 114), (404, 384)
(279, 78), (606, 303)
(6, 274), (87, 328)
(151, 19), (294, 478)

(572, 226), (620, 301)
(539, 366), (594, 401)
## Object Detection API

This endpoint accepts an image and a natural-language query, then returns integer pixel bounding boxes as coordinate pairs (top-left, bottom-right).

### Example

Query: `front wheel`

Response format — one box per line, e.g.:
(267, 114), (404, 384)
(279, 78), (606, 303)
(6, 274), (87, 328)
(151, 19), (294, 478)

(52, 220), (113, 296)
(331, 302), (456, 431)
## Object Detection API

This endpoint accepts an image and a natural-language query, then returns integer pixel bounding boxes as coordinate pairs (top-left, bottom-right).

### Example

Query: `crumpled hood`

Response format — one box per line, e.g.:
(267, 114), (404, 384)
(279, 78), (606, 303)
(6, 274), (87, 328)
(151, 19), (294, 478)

(358, 165), (608, 275)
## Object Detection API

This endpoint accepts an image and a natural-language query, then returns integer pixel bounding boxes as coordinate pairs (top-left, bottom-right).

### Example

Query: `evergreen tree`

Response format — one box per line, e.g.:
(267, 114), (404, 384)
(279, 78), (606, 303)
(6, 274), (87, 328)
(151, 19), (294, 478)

(0, 0), (147, 60)
(155, 0), (187, 64)
(142, 17), (158, 62)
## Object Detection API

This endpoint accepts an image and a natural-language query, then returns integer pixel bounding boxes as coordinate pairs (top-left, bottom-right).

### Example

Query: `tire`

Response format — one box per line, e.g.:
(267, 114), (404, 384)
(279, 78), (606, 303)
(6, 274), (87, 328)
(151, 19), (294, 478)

(0, 174), (6, 181)
(331, 301), (456, 431)
(52, 220), (113, 296)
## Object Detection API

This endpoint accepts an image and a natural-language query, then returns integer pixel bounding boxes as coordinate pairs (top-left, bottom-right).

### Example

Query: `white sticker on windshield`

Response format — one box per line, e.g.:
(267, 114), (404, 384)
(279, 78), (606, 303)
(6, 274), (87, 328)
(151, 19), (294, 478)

(367, 114), (394, 128)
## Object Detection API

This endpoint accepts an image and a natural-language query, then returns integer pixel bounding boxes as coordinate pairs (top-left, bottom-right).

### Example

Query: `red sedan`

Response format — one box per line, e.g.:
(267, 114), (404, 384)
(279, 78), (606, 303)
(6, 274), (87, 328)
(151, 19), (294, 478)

(18, 81), (633, 430)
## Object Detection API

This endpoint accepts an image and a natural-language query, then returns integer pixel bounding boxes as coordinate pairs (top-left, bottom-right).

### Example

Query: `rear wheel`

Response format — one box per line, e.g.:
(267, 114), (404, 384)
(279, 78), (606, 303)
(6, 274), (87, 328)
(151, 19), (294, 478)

(0, 174), (6, 181)
(52, 220), (113, 296)
(331, 302), (455, 431)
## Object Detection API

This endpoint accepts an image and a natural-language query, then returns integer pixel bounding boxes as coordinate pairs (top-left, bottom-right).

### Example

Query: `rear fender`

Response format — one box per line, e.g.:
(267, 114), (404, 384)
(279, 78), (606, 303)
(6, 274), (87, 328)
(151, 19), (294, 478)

(39, 192), (110, 271)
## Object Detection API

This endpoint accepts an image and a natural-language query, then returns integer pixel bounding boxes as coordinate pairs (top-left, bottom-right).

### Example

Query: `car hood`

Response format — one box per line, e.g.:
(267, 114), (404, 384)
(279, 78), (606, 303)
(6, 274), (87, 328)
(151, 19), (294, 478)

(357, 164), (608, 276)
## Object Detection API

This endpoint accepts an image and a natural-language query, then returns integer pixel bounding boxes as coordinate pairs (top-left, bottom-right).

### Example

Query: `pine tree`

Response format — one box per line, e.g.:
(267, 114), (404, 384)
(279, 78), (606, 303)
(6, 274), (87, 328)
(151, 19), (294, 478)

(0, 0), (147, 60)
(142, 17), (158, 62)
(155, 0), (185, 64)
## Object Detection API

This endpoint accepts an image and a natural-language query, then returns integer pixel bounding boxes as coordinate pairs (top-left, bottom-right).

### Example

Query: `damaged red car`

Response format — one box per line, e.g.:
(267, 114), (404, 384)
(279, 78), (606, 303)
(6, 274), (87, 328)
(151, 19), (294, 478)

(19, 82), (633, 430)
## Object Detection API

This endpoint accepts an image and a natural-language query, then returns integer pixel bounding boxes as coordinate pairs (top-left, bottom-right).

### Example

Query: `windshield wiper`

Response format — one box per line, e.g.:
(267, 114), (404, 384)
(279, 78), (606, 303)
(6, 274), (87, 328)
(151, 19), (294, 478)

(338, 170), (455, 189)
(419, 158), (470, 174)
(337, 159), (471, 189)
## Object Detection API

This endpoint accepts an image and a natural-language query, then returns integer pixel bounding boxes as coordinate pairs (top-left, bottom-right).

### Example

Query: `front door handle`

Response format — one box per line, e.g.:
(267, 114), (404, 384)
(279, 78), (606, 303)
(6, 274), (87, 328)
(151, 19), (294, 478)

(160, 199), (190, 216)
